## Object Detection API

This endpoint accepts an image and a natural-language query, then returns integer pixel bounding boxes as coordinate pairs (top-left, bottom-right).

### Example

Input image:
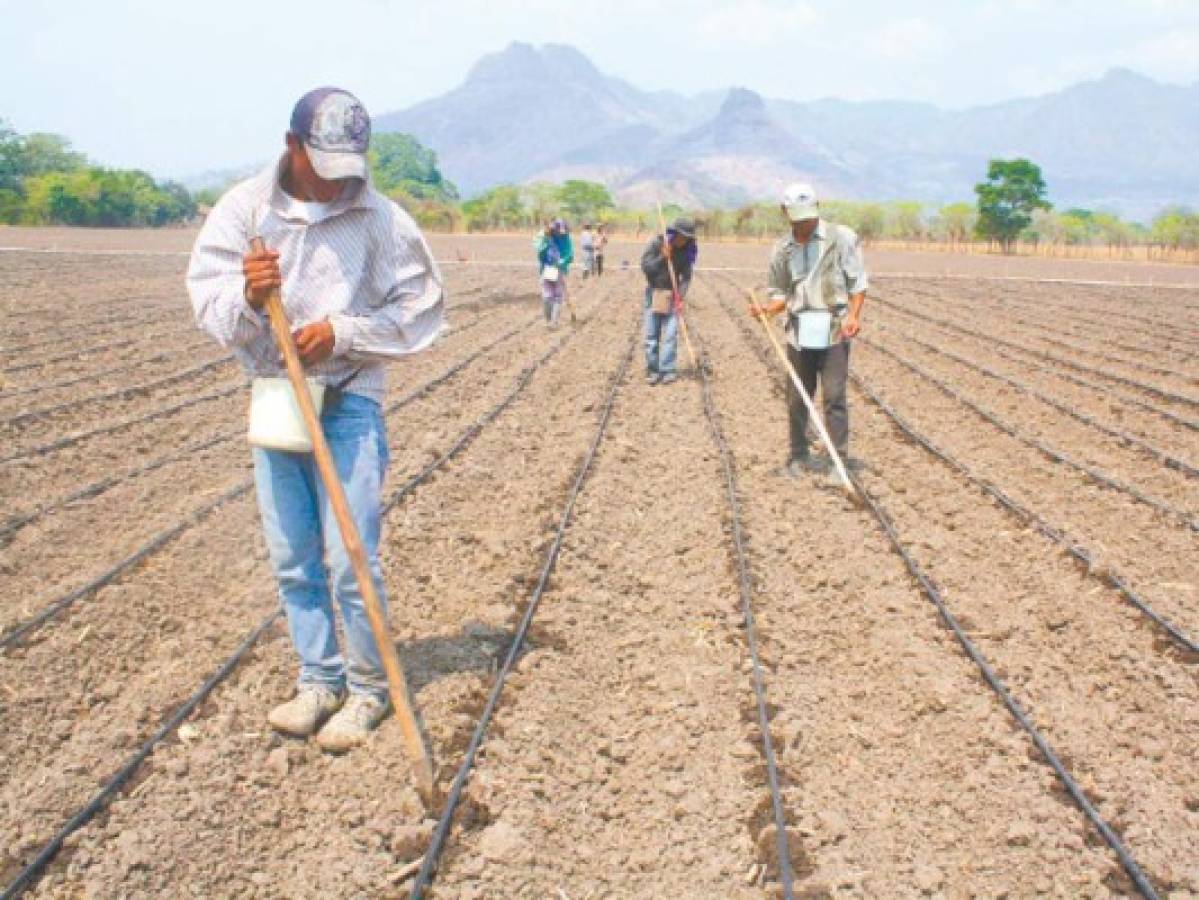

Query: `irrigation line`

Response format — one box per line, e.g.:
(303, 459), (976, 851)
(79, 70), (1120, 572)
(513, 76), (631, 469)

(1, 353), (173, 400)
(0, 610), (282, 900)
(0, 384), (244, 465)
(875, 298), (1199, 412)
(702, 274), (1197, 659)
(0, 430), (237, 543)
(924, 287), (1199, 358)
(0, 316), (540, 541)
(852, 376), (1199, 656)
(0, 326), (189, 375)
(690, 308), (796, 898)
(0, 482), (252, 651)
(2, 355), (235, 428)
(0, 315), (545, 643)
(853, 485), (1160, 899)
(879, 330), (1199, 479)
(2, 308), (152, 353)
(982, 343), (1199, 434)
(409, 329), (636, 899)
(0, 286), (615, 899)
(896, 280), (1199, 370)
(704, 274), (1161, 898)
(864, 339), (1199, 531)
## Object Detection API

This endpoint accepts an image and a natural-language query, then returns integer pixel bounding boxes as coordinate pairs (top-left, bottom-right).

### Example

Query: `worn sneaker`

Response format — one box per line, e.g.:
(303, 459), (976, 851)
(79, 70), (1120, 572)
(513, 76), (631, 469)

(645, 371), (661, 385)
(660, 372), (678, 385)
(784, 456), (827, 479)
(315, 693), (390, 752)
(267, 686), (344, 737)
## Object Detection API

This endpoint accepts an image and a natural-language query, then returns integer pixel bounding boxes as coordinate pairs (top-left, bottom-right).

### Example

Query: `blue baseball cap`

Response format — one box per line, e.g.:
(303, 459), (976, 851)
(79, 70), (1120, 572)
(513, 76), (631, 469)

(289, 87), (371, 181)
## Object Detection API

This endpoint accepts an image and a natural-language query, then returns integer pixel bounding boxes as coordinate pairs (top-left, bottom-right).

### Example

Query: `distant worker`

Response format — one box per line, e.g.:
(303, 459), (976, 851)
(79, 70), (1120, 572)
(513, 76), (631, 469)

(640, 217), (697, 385)
(579, 222), (595, 278)
(535, 218), (573, 329)
(594, 223), (608, 277)
(753, 183), (868, 477)
(186, 87), (445, 749)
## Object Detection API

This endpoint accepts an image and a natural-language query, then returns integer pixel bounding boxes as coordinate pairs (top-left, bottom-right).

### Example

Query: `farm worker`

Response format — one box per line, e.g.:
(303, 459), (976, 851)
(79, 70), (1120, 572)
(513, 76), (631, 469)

(186, 87), (445, 750)
(594, 223), (608, 277)
(640, 217), (697, 385)
(579, 222), (595, 278)
(535, 218), (573, 329)
(752, 182), (868, 478)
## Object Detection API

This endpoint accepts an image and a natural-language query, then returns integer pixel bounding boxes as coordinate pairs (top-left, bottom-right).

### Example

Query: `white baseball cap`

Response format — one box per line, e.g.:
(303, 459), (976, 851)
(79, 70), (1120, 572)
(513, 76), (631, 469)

(782, 182), (819, 221)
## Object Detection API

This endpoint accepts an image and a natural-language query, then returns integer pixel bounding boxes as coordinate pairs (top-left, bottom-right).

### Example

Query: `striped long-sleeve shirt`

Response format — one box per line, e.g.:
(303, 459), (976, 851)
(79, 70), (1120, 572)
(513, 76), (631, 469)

(186, 156), (445, 403)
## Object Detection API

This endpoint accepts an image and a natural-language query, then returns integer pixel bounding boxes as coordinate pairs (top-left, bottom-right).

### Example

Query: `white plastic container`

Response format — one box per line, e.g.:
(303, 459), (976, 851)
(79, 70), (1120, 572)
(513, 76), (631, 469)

(797, 309), (833, 349)
(541, 265), (560, 283)
(247, 377), (325, 452)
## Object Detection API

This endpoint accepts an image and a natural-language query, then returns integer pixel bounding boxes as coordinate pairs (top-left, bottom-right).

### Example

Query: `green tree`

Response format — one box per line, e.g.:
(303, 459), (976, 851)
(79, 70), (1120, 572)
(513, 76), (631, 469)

(555, 180), (613, 223)
(974, 158), (1051, 252)
(368, 133), (458, 203)
(938, 202), (976, 245)
(1151, 206), (1199, 251)
(887, 201), (926, 241)
(461, 184), (525, 231)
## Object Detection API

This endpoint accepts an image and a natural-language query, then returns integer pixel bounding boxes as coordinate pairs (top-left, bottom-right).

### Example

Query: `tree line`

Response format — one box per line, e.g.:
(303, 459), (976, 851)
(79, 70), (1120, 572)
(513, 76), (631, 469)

(0, 121), (195, 226)
(4, 119), (1199, 256)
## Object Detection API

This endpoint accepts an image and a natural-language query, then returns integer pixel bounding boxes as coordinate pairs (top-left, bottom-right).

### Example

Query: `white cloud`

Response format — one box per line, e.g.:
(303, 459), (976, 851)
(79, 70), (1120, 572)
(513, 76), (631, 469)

(1121, 28), (1199, 82)
(694, 0), (820, 46)
(860, 17), (947, 62)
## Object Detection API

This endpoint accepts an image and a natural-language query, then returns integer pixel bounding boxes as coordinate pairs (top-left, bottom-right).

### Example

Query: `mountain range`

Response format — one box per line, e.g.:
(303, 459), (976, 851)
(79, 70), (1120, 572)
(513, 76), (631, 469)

(374, 42), (1199, 221)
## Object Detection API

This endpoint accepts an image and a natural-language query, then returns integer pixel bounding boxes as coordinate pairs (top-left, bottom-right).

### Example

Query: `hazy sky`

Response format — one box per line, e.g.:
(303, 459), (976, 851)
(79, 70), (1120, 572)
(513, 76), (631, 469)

(3, 0), (1198, 178)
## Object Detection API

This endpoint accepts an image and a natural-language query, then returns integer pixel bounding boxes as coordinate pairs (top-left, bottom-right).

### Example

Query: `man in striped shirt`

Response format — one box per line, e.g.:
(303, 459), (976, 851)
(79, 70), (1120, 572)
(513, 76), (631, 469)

(186, 87), (444, 751)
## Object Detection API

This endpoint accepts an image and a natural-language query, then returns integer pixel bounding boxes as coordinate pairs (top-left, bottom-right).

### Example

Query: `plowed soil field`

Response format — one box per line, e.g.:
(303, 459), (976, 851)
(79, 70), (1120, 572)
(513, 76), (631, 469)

(1, 232), (1195, 899)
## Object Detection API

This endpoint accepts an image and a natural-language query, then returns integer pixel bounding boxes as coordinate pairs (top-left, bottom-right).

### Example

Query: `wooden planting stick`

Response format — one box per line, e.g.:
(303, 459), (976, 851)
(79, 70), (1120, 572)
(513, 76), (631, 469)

(748, 289), (859, 503)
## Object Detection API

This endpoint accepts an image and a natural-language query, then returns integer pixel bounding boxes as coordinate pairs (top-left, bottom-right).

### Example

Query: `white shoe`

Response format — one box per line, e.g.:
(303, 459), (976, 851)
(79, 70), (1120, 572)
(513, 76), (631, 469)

(267, 686), (344, 737)
(316, 693), (390, 751)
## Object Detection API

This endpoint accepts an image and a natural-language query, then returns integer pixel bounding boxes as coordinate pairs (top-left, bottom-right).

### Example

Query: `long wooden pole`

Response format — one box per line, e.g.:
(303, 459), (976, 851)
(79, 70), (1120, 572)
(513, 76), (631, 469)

(654, 202), (699, 371)
(747, 289), (859, 503)
(250, 234), (436, 804)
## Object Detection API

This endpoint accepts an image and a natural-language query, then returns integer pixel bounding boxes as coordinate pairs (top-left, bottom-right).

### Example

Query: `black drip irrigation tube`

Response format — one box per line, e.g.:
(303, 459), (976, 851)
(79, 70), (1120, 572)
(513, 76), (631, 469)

(863, 337), (1199, 532)
(875, 297), (1199, 412)
(2, 353), (172, 400)
(0, 328), (184, 375)
(853, 482), (1161, 899)
(0, 314), (546, 647)
(0, 611), (282, 900)
(852, 374), (1199, 657)
(877, 327), (1199, 479)
(0, 430), (239, 543)
(0, 315), (539, 542)
(689, 309), (796, 898)
(703, 274), (1161, 898)
(408, 329), (636, 899)
(1, 355), (236, 429)
(0, 384), (245, 464)
(900, 279), (1199, 365)
(0, 295), (612, 898)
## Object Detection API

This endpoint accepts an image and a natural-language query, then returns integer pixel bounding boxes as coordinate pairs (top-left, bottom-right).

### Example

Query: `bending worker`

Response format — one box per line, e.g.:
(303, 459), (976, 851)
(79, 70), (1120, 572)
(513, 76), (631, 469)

(640, 217), (697, 385)
(186, 87), (444, 750)
(754, 183), (867, 477)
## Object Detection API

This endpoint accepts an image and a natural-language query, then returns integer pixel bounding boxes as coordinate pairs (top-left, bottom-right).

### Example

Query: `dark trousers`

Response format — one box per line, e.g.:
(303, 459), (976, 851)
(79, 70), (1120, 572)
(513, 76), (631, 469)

(595, 254), (604, 277)
(787, 342), (850, 459)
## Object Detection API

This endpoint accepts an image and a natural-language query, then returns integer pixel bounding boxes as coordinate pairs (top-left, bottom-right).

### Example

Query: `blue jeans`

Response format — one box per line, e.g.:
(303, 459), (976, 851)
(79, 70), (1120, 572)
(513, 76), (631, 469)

(643, 287), (678, 375)
(252, 390), (390, 699)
